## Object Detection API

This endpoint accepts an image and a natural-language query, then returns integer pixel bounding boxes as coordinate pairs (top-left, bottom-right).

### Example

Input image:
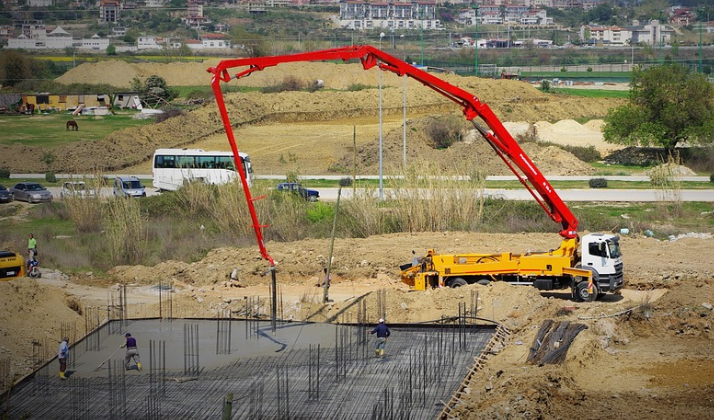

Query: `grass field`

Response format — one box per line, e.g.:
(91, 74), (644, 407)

(548, 88), (630, 99)
(0, 112), (155, 148)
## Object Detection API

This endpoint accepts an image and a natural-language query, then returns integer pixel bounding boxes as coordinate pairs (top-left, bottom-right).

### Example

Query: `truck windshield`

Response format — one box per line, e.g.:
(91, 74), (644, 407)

(607, 239), (622, 258)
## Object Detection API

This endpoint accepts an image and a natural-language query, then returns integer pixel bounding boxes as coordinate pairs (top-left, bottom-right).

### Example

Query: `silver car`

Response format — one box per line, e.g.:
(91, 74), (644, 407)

(10, 182), (53, 203)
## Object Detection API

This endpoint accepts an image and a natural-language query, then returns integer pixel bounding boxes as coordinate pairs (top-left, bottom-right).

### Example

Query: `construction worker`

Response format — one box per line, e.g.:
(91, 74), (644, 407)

(368, 319), (391, 358)
(121, 333), (141, 371)
(58, 337), (69, 380)
(27, 233), (37, 270)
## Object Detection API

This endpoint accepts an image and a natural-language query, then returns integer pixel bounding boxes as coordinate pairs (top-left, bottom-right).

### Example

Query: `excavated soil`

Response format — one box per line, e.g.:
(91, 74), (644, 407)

(2, 60), (712, 419)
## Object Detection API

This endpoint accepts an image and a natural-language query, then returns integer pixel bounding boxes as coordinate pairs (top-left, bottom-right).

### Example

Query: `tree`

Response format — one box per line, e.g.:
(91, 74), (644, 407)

(131, 75), (176, 107)
(603, 64), (714, 151)
(106, 44), (117, 55)
(0, 51), (32, 87)
(230, 26), (267, 57)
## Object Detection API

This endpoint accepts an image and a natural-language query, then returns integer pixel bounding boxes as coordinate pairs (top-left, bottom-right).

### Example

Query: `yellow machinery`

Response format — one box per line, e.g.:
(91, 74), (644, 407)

(0, 251), (26, 280)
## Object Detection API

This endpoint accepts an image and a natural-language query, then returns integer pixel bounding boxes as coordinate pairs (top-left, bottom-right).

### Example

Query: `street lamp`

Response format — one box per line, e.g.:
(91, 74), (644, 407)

(420, 7), (425, 66)
(699, 8), (704, 73)
(659, 10), (664, 64)
(472, 4), (479, 76)
(378, 32), (385, 201)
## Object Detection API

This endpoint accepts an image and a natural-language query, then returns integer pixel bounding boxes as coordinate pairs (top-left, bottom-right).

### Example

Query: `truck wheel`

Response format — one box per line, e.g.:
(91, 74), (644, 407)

(309, 196), (318, 202)
(575, 281), (598, 302)
(449, 278), (467, 288)
(477, 279), (491, 286)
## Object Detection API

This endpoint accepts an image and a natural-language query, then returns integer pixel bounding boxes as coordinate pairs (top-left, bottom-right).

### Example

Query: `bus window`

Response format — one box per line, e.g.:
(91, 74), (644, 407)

(178, 156), (195, 168)
(216, 156), (235, 171)
(155, 155), (177, 169)
(196, 156), (215, 169)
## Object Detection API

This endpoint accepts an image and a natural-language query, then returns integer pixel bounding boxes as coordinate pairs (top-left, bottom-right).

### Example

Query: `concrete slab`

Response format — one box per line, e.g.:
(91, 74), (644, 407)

(6, 318), (496, 419)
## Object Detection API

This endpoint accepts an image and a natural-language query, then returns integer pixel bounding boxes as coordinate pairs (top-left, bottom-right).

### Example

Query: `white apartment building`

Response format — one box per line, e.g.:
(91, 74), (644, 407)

(339, 1), (441, 31)
(579, 20), (674, 46)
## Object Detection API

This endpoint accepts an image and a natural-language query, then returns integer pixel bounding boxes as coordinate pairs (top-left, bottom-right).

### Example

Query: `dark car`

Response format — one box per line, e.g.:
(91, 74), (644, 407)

(0, 184), (12, 203)
(10, 182), (53, 203)
(276, 182), (319, 202)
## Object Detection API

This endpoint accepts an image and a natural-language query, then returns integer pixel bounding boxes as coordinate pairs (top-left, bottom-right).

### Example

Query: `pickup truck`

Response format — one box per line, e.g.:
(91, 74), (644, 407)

(276, 182), (319, 202)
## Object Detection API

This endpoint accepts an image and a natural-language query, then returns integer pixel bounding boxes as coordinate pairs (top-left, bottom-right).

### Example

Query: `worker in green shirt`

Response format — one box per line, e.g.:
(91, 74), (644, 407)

(27, 233), (37, 271)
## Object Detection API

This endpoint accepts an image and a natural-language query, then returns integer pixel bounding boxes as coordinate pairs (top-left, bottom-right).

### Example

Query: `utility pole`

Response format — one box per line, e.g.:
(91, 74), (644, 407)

(699, 9), (704, 73)
(659, 10), (664, 64)
(472, 4), (479, 76)
(420, 7), (425, 66)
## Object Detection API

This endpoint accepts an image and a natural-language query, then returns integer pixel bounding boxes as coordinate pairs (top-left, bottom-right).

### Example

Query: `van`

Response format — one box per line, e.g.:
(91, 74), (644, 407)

(113, 176), (146, 198)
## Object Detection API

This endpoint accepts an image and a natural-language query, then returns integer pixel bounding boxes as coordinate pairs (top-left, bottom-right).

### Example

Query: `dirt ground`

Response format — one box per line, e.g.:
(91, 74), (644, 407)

(1, 231), (713, 419)
(2, 60), (713, 418)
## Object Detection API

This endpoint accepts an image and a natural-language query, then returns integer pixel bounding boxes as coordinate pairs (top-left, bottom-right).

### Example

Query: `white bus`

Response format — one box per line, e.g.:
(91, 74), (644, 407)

(152, 148), (254, 192)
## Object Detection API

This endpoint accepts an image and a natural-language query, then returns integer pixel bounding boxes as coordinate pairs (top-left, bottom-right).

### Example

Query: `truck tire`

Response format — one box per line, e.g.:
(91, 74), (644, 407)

(477, 279), (491, 286)
(449, 278), (467, 288)
(575, 281), (598, 302)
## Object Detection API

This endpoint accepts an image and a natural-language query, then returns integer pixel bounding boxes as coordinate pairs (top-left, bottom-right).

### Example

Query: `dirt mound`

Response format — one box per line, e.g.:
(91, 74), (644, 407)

(0, 278), (83, 378)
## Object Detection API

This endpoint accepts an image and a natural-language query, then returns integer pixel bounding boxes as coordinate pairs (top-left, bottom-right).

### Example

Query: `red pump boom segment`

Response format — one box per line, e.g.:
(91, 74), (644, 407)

(207, 45), (579, 266)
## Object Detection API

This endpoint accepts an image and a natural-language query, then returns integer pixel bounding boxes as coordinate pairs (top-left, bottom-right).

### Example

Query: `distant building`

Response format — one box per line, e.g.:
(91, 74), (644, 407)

(6, 26), (111, 51)
(339, 1), (441, 31)
(579, 20), (674, 47)
(99, 0), (120, 24)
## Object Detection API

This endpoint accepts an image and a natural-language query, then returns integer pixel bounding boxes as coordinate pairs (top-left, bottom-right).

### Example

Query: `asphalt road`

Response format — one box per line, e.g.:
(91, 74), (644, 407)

(9, 174), (714, 203)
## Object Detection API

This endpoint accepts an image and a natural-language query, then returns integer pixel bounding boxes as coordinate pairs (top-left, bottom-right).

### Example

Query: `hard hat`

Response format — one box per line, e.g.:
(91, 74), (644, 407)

(125, 332), (131, 337)
(379, 318), (384, 324)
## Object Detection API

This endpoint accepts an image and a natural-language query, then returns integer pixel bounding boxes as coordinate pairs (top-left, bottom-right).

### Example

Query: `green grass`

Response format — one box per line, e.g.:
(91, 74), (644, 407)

(522, 71), (631, 79)
(172, 85), (262, 99)
(0, 112), (154, 148)
(547, 88), (630, 99)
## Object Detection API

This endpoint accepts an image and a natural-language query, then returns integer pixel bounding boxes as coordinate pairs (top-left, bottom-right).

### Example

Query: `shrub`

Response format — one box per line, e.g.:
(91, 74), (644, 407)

(560, 67), (567, 72)
(589, 178), (608, 188)
(425, 115), (463, 149)
(154, 107), (185, 123)
(261, 76), (305, 93)
(540, 80), (551, 92)
(347, 83), (371, 92)
(710, 173), (714, 183)
(587, 67), (593, 72)
(561, 145), (601, 163)
(0, 168), (9, 178)
(45, 172), (57, 183)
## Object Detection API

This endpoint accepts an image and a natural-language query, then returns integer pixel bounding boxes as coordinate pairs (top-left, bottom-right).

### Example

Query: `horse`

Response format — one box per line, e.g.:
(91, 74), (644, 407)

(66, 120), (78, 131)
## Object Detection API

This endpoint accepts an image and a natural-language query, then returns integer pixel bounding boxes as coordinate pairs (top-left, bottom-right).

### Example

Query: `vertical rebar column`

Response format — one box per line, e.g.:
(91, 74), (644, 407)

(216, 308), (232, 355)
(470, 289), (479, 318)
(159, 279), (163, 320)
(183, 323), (199, 376)
(271, 268), (277, 333)
(275, 365), (289, 419)
(376, 288), (387, 321)
(249, 378), (263, 419)
(122, 283), (128, 325)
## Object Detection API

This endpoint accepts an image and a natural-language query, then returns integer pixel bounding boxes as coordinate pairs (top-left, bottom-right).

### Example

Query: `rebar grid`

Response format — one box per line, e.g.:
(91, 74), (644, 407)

(6, 319), (496, 420)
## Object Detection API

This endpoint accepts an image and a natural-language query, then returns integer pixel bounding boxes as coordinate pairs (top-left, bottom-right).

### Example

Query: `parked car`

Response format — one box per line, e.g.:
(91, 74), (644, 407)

(10, 182), (53, 203)
(276, 182), (320, 202)
(60, 181), (95, 199)
(0, 184), (13, 203)
(113, 176), (146, 198)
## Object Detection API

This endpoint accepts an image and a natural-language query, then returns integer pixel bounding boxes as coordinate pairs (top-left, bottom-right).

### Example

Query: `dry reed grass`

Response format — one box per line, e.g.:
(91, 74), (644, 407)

(104, 196), (148, 265)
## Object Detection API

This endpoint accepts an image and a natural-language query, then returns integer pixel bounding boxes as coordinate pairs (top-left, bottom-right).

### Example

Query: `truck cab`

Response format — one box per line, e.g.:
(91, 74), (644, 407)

(580, 233), (625, 295)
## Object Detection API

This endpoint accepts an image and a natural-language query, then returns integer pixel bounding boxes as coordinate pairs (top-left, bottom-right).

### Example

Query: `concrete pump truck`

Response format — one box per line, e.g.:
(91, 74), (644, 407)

(207, 45), (624, 303)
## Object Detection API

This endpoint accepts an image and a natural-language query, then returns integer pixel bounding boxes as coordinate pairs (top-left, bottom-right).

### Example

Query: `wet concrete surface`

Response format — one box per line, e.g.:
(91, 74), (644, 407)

(7, 318), (496, 419)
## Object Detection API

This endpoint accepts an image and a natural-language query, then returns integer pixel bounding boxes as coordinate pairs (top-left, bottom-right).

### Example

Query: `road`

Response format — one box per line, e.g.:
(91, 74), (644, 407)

(10, 174), (714, 203)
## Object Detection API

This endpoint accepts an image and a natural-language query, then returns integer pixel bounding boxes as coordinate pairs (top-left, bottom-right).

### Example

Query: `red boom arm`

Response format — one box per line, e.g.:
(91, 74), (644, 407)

(207, 46), (579, 265)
